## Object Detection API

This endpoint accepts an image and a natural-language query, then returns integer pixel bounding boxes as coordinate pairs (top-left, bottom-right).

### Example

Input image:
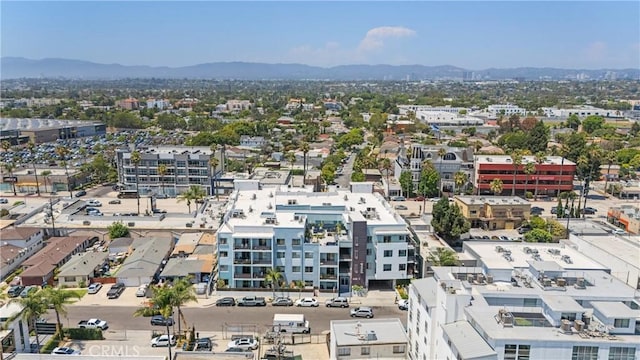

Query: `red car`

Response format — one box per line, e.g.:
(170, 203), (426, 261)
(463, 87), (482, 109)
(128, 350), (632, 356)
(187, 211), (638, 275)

(414, 196), (424, 201)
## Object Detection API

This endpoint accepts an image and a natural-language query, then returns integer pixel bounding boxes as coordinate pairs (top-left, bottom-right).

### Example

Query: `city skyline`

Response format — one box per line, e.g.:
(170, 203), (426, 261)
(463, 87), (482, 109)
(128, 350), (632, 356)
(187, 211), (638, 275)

(1, 1), (639, 70)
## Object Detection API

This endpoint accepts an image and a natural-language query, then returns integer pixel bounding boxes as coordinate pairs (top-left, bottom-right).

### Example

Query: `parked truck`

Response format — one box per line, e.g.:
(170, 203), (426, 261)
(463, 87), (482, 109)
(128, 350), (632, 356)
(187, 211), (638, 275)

(78, 318), (108, 330)
(272, 314), (310, 333)
(237, 296), (266, 307)
(107, 283), (125, 299)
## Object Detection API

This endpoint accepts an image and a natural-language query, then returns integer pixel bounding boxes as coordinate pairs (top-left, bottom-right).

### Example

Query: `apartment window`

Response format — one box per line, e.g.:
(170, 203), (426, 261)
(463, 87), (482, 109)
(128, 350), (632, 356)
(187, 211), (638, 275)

(337, 348), (351, 356)
(383, 264), (392, 271)
(399, 264), (406, 271)
(292, 238), (301, 246)
(305, 266), (313, 273)
(384, 250), (393, 257)
(292, 252), (301, 258)
(292, 266), (301, 273)
(393, 345), (406, 354)
(608, 347), (636, 360)
(277, 252), (285, 259)
(361, 347), (370, 355)
(367, 236), (372, 243)
(305, 252), (314, 259)
(220, 265), (228, 272)
(220, 251), (228, 257)
(219, 238), (228, 245)
(383, 236), (391, 243)
(399, 249), (407, 257)
(614, 319), (630, 328)
(572, 346), (599, 360)
(523, 298), (537, 307)
(505, 344), (531, 360)
(366, 249), (372, 255)
(276, 238), (285, 246)
(561, 313), (577, 321)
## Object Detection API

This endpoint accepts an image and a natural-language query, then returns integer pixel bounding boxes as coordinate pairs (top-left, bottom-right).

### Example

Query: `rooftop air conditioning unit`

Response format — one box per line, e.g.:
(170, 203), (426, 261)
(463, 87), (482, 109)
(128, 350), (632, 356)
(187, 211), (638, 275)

(543, 278), (552, 287)
(476, 274), (484, 283)
(486, 275), (494, 284)
(557, 278), (566, 287)
(561, 319), (572, 333)
(575, 278), (586, 289)
(467, 274), (475, 283)
(574, 320), (585, 332)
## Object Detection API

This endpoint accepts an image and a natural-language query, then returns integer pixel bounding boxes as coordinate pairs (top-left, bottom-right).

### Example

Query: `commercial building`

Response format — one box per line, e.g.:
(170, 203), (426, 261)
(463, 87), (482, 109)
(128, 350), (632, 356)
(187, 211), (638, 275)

(116, 98), (139, 110)
(607, 205), (640, 234)
(224, 100), (253, 112)
(474, 155), (576, 196)
(239, 135), (267, 148)
(454, 196), (531, 230)
(416, 111), (485, 127)
(407, 241), (640, 360)
(0, 118), (106, 144)
(116, 146), (219, 196)
(487, 104), (527, 116)
(397, 105), (468, 115)
(396, 144), (474, 193)
(329, 319), (408, 359)
(542, 105), (624, 119)
(145, 98), (171, 110)
(217, 181), (416, 292)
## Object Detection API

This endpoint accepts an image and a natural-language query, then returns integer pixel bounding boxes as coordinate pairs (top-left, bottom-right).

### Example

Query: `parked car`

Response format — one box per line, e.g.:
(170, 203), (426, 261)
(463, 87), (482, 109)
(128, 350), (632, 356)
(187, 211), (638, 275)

(7, 285), (24, 298)
(107, 283), (125, 299)
(499, 236), (511, 242)
(390, 196), (406, 201)
(398, 299), (409, 311)
(75, 190), (87, 197)
(237, 296), (266, 306)
(0, 198), (8, 204)
(225, 347), (252, 353)
(136, 283), (149, 297)
(108, 199), (121, 204)
(20, 286), (37, 298)
(150, 335), (176, 347)
(581, 207), (597, 215)
(194, 338), (212, 351)
(350, 307), (374, 318)
(271, 297), (293, 306)
(530, 206), (544, 214)
(325, 297), (349, 308)
(295, 298), (319, 307)
(517, 225), (532, 234)
(51, 346), (81, 355)
(227, 338), (259, 351)
(611, 228), (627, 235)
(78, 318), (108, 330)
(550, 207), (558, 214)
(394, 205), (408, 210)
(150, 315), (174, 326)
(154, 193), (169, 199)
(87, 283), (102, 294)
(86, 199), (102, 207)
(216, 297), (236, 306)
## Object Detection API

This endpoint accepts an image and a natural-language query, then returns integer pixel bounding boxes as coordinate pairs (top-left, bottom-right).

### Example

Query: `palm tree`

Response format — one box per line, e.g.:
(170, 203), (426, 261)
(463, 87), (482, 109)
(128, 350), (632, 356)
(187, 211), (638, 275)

(3, 162), (17, 196)
(453, 171), (468, 195)
(27, 141), (41, 196)
(510, 150), (523, 196)
(300, 142), (310, 184)
(177, 188), (195, 214)
(533, 151), (547, 200)
(169, 278), (197, 340)
(490, 178), (504, 196)
(379, 158), (392, 198)
(603, 152), (617, 197)
(292, 280), (305, 299)
(42, 287), (79, 340)
(55, 146), (72, 198)
(427, 247), (459, 266)
(157, 164), (168, 196)
(134, 286), (174, 359)
(437, 148), (447, 196)
(265, 268), (283, 298)
(523, 162), (536, 197)
(130, 151), (142, 215)
(41, 170), (52, 194)
(10, 292), (48, 350)
(208, 157), (219, 199)
(555, 146), (569, 198)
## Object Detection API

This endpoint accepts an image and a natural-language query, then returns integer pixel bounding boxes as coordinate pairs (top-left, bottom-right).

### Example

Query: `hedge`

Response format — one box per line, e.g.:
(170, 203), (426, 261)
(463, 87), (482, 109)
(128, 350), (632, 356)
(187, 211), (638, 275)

(41, 333), (62, 353)
(64, 328), (104, 340)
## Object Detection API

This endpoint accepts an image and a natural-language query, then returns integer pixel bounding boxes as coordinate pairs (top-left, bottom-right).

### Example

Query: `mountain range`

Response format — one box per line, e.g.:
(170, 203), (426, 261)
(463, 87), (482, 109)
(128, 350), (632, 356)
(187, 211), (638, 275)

(2, 57), (639, 80)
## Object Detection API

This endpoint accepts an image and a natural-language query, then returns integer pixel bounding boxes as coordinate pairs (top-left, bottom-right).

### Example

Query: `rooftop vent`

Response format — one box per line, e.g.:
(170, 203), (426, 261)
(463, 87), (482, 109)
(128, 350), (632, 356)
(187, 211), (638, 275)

(574, 278), (586, 289)
(560, 319), (572, 333)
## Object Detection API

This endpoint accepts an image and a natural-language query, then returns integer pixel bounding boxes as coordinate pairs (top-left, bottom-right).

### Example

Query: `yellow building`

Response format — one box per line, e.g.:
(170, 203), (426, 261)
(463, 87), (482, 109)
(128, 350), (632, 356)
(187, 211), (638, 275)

(453, 196), (531, 230)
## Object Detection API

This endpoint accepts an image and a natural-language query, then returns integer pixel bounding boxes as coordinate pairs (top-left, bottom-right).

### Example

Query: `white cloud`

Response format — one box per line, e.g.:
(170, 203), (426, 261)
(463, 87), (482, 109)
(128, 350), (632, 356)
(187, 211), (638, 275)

(357, 26), (417, 52)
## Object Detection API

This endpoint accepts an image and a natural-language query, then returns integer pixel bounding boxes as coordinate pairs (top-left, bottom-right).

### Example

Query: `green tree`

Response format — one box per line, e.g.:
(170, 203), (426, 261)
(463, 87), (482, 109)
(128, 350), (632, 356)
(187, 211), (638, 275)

(134, 285), (174, 359)
(42, 287), (80, 340)
(399, 170), (414, 198)
(55, 146), (72, 197)
(300, 142), (310, 182)
(427, 247), (459, 266)
(178, 185), (206, 213)
(321, 163), (337, 185)
(11, 292), (48, 350)
(209, 157), (219, 199)
(265, 268), (283, 298)
(292, 280), (305, 299)
(351, 171), (365, 182)
(453, 171), (468, 195)
(130, 151), (142, 215)
(379, 158), (393, 197)
(527, 120), (550, 154)
(581, 115), (605, 134)
(565, 114), (581, 130)
(107, 221), (130, 239)
(169, 277), (197, 339)
(418, 161), (440, 198)
(528, 215), (547, 230)
(41, 170), (52, 193)
(523, 162), (536, 197)
(533, 152), (547, 199)
(490, 178), (504, 195)
(431, 199), (470, 243)
(524, 228), (552, 243)
(157, 164), (168, 196)
(437, 148), (447, 196)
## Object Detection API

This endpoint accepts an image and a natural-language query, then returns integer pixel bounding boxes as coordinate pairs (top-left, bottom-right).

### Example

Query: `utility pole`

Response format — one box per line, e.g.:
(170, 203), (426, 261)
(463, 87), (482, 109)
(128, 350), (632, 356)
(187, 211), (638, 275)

(49, 197), (56, 237)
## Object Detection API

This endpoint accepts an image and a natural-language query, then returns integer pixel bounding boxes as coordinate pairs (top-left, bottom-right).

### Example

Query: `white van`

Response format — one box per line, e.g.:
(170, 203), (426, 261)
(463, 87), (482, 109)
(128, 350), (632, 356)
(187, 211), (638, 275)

(273, 314), (310, 334)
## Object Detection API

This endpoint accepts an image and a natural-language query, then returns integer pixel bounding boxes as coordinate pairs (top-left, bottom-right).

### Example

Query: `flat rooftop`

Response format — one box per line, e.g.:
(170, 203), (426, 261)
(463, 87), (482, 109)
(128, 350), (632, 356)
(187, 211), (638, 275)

(475, 155), (574, 166)
(0, 118), (103, 131)
(455, 195), (530, 206)
(331, 318), (408, 346)
(119, 146), (213, 156)
(569, 233), (640, 273)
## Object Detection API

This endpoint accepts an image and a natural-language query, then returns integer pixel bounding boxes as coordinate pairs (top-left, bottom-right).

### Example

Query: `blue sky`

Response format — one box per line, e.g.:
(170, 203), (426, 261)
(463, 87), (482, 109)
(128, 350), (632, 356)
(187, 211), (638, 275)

(2, 1), (639, 69)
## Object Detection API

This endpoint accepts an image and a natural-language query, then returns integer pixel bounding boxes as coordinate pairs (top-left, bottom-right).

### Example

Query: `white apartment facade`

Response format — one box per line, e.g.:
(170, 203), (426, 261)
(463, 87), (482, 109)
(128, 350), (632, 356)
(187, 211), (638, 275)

(239, 135), (267, 149)
(407, 241), (640, 360)
(416, 111), (485, 127)
(216, 181), (416, 293)
(146, 98), (171, 110)
(330, 319), (409, 359)
(487, 104), (527, 116)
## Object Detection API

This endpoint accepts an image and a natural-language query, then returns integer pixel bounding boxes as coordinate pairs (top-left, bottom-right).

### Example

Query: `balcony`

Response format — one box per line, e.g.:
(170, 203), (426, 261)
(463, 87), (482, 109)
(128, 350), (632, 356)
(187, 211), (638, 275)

(320, 274), (338, 280)
(235, 273), (252, 278)
(252, 246), (272, 251)
(252, 258), (272, 265)
(339, 254), (352, 260)
(233, 258), (251, 264)
(320, 260), (338, 266)
(234, 243), (251, 250)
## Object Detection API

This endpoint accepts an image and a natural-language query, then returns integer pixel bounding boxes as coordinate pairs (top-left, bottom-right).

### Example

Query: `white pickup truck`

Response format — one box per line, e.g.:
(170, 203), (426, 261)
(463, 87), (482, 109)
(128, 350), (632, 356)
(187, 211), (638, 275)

(78, 318), (108, 330)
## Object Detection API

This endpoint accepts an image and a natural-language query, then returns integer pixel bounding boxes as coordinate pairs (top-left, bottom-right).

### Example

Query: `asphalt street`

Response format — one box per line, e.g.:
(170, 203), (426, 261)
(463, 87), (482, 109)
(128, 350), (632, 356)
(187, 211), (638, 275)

(51, 304), (407, 334)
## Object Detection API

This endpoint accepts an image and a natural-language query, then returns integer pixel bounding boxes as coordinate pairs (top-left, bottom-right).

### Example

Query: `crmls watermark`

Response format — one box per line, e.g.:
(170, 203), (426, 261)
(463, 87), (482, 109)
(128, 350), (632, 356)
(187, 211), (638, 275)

(87, 345), (141, 356)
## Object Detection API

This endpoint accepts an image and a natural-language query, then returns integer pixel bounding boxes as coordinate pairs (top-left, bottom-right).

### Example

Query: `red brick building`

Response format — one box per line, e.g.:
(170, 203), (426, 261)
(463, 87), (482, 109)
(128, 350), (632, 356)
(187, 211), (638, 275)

(474, 155), (576, 196)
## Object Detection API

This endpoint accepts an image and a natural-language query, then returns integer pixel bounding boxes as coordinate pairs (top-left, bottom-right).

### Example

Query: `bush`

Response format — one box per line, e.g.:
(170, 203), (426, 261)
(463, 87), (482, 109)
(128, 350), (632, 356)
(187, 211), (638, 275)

(396, 286), (409, 300)
(138, 307), (161, 317)
(41, 333), (62, 353)
(5, 268), (23, 284)
(78, 280), (87, 288)
(525, 191), (533, 199)
(64, 328), (103, 340)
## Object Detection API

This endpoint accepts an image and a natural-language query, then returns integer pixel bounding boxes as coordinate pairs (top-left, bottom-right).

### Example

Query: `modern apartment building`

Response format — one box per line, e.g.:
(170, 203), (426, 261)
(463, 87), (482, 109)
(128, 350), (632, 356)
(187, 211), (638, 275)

(407, 241), (640, 360)
(216, 181), (416, 293)
(116, 146), (219, 196)
(474, 155), (576, 196)
(396, 144), (474, 193)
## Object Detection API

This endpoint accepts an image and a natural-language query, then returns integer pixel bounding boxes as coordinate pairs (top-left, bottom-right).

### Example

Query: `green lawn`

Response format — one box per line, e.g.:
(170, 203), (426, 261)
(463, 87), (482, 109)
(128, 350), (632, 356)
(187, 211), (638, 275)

(62, 289), (88, 300)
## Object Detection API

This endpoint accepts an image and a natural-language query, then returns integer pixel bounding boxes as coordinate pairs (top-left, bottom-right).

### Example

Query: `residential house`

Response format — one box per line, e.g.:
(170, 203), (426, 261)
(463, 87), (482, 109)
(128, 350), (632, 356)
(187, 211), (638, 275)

(329, 319), (408, 359)
(20, 236), (93, 286)
(0, 227), (45, 280)
(116, 237), (174, 287)
(160, 233), (216, 283)
(225, 100), (252, 113)
(115, 98), (139, 110)
(108, 237), (133, 255)
(239, 136), (266, 149)
(453, 195), (531, 230)
(57, 252), (108, 287)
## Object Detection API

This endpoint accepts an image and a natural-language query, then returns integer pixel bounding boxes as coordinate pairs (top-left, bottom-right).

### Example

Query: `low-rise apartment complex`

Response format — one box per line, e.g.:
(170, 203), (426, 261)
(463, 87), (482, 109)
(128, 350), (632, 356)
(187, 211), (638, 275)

(454, 195), (531, 230)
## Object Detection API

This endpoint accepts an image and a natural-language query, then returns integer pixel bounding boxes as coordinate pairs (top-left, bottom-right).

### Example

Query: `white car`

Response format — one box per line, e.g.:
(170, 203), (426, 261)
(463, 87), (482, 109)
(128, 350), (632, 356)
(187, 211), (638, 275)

(86, 199), (102, 207)
(398, 299), (409, 311)
(611, 229), (627, 235)
(51, 346), (81, 355)
(150, 335), (176, 347)
(295, 297), (319, 307)
(87, 283), (102, 294)
(227, 338), (259, 350)
(136, 283), (149, 297)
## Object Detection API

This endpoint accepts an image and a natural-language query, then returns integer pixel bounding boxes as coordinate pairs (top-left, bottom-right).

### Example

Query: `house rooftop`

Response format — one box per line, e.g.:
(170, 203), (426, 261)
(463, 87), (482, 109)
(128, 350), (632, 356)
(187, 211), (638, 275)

(0, 227), (42, 241)
(116, 238), (173, 278)
(57, 252), (108, 277)
(331, 318), (408, 346)
(22, 236), (90, 268)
